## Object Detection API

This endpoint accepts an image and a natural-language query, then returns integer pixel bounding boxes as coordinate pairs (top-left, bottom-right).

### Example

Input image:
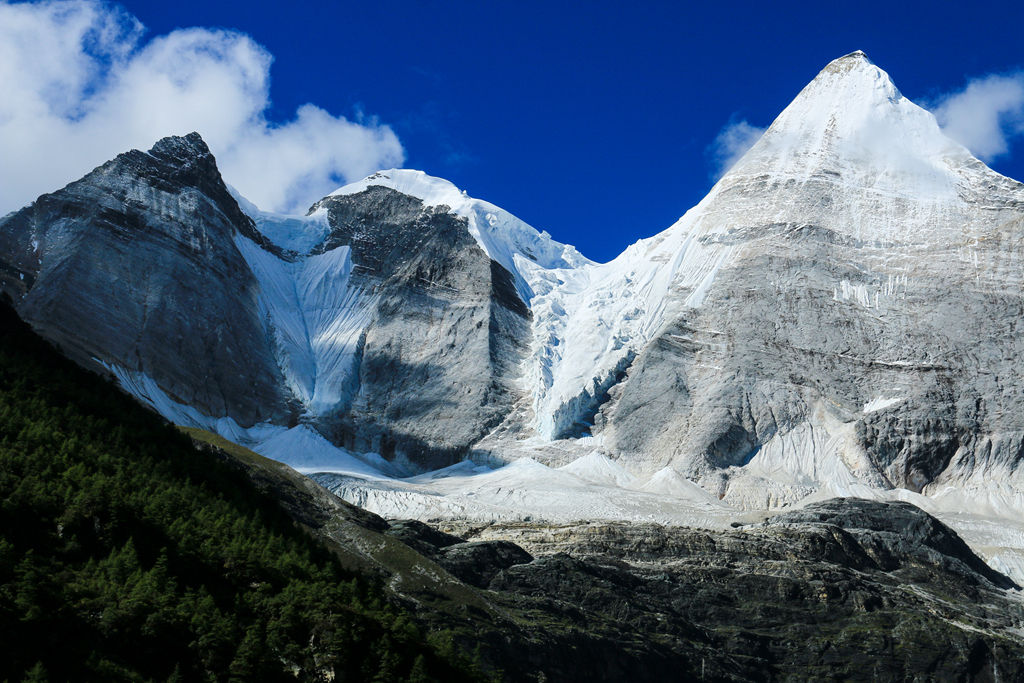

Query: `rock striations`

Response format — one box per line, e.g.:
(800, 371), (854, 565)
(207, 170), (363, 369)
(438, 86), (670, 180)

(3, 51), (1024, 525)
(598, 51), (1024, 507)
(0, 133), (293, 427)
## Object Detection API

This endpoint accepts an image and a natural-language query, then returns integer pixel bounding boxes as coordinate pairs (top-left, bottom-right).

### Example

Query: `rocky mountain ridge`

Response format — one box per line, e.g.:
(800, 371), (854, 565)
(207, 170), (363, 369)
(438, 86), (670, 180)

(2, 51), (1024, 538)
(190, 426), (1024, 682)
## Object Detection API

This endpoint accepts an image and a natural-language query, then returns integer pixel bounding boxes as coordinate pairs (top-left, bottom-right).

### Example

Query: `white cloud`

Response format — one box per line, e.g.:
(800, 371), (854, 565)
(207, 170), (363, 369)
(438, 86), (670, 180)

(0, 0), (404, 215)
(708, 119), (765, 179)
(932, 74), (1024, 162)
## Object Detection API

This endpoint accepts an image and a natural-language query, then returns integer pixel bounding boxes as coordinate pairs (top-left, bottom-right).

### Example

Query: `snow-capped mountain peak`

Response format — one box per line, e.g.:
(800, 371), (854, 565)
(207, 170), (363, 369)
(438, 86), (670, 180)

(326, 169), (591, 303)
(328, 168), (465, 208)
(8, 53), (1024, 581)
(727, 50), (970, 205)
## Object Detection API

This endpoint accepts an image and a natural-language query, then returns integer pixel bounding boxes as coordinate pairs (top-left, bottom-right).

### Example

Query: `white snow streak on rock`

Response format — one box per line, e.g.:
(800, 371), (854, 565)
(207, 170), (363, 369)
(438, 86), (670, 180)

(863, 396), (904, 413)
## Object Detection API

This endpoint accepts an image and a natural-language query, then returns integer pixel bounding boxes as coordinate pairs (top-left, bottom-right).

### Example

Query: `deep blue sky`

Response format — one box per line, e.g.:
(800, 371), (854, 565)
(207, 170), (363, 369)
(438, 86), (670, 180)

(125, 0), (1024, 262)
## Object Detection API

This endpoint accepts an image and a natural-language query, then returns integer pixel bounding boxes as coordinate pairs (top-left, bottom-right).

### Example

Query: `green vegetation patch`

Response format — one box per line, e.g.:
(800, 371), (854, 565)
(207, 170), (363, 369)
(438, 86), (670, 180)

(0, 303), (485, 682)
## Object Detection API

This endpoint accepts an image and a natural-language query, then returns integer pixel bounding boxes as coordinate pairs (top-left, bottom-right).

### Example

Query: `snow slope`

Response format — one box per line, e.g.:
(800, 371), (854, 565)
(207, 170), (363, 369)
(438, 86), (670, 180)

(102, 363), (386, 477)
(596, 50), (1024, 494)
(78, 52), (1024, 584)
(238, 167), (694, 443)
(734, 51), (970, 206)
(530, 50), (983, 437)
(313, 456), (732, 528)
(233, 235), (373, 417)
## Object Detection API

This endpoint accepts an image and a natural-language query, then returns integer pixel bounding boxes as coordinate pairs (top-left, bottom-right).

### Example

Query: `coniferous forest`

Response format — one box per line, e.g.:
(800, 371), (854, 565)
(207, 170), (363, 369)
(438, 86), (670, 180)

(0, 301), (485, 682)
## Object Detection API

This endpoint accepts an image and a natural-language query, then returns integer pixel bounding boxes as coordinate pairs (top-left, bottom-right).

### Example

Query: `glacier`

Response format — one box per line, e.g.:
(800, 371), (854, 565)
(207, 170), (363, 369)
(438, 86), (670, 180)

(6, 51), (1024, 583)
(254, 51), (1024, 581)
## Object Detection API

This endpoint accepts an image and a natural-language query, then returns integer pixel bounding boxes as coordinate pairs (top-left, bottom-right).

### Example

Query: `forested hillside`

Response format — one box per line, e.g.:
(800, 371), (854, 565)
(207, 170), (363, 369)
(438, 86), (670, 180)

(0, 301), (485, 682)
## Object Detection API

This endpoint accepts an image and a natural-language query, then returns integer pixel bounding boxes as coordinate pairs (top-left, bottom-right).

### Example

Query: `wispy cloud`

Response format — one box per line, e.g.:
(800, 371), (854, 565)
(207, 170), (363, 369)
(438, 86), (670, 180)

(0, 0), (405, 215)
(707, 119), (765, 179)
(932, 73), (1024, 162)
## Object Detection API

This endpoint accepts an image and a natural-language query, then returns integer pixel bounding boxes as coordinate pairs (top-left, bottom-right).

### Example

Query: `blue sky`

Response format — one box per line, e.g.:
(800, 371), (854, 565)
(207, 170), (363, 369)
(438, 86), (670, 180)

(3, 1), (1024, 261)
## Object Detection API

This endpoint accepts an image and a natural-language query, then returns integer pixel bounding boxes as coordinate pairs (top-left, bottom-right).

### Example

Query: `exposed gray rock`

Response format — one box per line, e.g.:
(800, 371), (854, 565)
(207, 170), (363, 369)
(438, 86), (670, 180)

(4, 50), (1024, 521)
(383, 517), (533, 587)
(451, 497), (1024, 681)
(0, 133), (292, 427)
(594, 52), (1024, 506)
(308, 187), (531, 466)
(768, 499), (1019, 589)
(0, 137), (533, 468)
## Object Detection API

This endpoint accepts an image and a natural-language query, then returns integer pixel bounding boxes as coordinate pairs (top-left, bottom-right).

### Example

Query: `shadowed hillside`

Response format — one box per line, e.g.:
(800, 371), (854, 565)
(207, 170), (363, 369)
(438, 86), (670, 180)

(0, 300), (487, 682)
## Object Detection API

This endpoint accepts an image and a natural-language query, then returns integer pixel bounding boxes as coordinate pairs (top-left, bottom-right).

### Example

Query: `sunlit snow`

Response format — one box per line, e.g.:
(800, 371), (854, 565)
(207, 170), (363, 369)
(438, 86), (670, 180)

(98, 52), (1024, 586)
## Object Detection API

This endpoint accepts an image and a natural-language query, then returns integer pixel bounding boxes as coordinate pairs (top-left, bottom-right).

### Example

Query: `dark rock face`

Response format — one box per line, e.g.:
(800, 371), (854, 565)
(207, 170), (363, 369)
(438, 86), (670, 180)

(384, 518), (533, 588)
(435, 541), (533, 588)
(384, 519), (465, 556)
(309, 187), (531, 466)
(770, 499), (1019, 589)
(439, 498), (1024, 682)
(0, 133), (292, 427)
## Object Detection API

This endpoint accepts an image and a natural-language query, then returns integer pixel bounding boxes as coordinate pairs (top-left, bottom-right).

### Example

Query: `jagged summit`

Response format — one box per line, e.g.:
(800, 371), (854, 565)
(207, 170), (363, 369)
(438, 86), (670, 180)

(827, 50), (875, 70)
(148, 131), (211, 161)
(837, 49), (869, 60)
(321, 168), (590, 303)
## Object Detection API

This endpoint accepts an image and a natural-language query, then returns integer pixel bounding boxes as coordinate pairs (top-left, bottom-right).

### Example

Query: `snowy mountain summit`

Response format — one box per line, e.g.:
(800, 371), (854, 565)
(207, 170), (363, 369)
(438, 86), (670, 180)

(326, 169), (590, 299)
(593, 50), (1024, 510)
(737, 50), (973, 198)
(3, 52), (1024, 562)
